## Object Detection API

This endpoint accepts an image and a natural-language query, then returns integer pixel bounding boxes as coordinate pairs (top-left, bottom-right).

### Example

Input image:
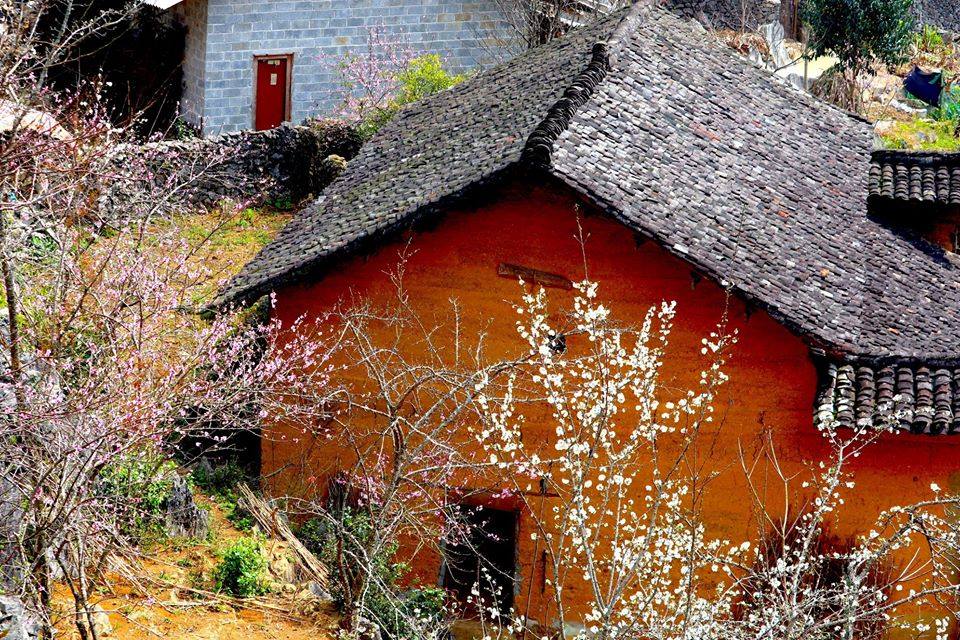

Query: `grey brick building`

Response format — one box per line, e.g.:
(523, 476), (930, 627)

(153, 0), (515, 134)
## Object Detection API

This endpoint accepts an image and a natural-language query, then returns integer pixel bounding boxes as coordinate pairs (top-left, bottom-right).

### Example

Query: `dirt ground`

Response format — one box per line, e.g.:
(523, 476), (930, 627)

(52, 498), (339, 640)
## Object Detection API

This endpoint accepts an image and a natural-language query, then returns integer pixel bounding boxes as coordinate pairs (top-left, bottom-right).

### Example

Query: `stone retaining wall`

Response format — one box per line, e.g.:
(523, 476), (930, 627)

(914, 0), (960, 33)
(662, 0), (780, 31)
(98, 120), (361, 219)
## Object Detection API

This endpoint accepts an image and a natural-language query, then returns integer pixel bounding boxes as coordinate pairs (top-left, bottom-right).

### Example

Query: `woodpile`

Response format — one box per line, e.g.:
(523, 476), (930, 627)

(237, 483), (330, 592)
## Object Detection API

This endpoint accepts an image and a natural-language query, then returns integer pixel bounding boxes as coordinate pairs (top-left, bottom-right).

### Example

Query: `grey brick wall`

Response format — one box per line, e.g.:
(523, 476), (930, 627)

(175, 0), (208, 128)
(184, 0), (515, 134)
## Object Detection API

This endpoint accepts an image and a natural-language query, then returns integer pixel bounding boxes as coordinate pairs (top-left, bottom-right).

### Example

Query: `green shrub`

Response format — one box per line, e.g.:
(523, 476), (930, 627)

(914, 23), (945, 53)
(295, 516), (329, 557)
(879, 117), (960, 151)
(394, 587), (447, 636)
(297, 510), (447, 639)
(191, 460), (248, 497)
(192, 461), (257, 532)
(226, 501), (254, 531)
(99, 455), (180, 535)
(932, 84), (960, 123)
(359, 55), (465, 139)
(213, 536), (271, 597)
(802, 0), (915, 75)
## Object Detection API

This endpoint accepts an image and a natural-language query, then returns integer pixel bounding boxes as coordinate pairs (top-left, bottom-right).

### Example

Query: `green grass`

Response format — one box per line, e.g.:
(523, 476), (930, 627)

(180, 207), (286, 250)
(879, 118), (960, 151)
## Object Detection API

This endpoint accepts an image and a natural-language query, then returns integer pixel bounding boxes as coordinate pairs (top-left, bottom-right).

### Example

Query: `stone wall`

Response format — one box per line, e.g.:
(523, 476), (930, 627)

(914, 0), (960, 33)
(195, 0), (515, 134)
(662, 0), (780, 31)
(99, 120), (362, 219)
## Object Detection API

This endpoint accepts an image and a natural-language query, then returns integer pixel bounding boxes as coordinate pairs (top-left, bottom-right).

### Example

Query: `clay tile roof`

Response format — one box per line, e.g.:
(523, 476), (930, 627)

(816, 362), (960, 435)
(869, 150), (960, 206)
(220, 3), (960, 425)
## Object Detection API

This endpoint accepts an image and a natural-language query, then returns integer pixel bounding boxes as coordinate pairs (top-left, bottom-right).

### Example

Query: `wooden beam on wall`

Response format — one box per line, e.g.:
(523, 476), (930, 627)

(497, 263), (573, 290)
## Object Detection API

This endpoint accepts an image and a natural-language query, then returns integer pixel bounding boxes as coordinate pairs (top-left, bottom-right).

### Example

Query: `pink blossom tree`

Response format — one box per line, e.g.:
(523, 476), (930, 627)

(0, 2), (342, 638)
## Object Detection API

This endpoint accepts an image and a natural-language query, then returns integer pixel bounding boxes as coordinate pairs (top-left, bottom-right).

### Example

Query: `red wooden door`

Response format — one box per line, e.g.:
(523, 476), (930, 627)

(255, 57), (288, 131)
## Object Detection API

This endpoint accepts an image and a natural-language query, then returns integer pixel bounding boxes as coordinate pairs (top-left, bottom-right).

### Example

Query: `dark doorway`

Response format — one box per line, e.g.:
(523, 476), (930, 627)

(442, 505), (517, 617)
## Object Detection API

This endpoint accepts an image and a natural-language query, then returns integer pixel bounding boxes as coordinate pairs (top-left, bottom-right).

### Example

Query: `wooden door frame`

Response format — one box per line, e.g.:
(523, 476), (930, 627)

(251, 53), (293, 129)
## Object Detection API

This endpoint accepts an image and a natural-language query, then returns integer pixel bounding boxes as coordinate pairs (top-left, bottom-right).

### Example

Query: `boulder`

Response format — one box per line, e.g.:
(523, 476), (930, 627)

(91, 604), (112, 637)
(317, 154), (348, 187)
(357, 617), (383, 640)
(75, 604), (112, 638)
(265, 541), (296, 584)
(0, 596), (40, 640)
(162, 476), (209, 540)
(306, 580), (333, 601)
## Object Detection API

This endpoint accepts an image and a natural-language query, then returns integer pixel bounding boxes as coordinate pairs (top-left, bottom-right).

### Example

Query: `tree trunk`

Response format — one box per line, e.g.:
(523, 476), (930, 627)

(780, 0), (801, 40)
(0, 210), (25, 413)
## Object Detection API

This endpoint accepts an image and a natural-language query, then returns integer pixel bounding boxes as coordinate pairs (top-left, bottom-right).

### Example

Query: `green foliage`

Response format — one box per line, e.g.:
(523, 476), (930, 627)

(297, 511), (447, 639)
(359, 55), (465, 139)
(914, 23), (945, 53)
(213, 536), (271, 597)
(191, 460), (248, 497)
(295, 516), (328, 557)
(99, 455), (180, 536)
(393, 587), (447, 636)
(802, 0), (916, 72)
(878, 117), (960, 151)
(192, 460), (255, 530)
(394, 55), (464, 106)
(267, 196), (295, 210)
(932, 85), (960, 123)
(226, 502), (254, 531)
(172, 116), (200, 141)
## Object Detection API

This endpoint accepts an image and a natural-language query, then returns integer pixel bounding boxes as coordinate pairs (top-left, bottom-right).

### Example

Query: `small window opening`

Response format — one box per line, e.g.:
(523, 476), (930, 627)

(442, 504), (517, 618)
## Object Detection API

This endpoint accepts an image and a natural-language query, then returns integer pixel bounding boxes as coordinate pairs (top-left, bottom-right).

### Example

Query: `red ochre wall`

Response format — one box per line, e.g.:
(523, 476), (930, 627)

(264, 180), (960, 624)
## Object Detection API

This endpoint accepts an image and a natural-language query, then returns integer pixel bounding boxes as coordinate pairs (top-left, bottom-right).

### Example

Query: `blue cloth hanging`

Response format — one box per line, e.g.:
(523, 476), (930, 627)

(904, 66), (943, 106)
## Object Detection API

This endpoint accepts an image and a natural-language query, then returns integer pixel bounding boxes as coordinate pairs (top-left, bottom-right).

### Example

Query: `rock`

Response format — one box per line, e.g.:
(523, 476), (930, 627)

(307, 580), (332, 601)
(295, 588), (315, 601)
(317, 154), (348, 187)
(0, 478), (24, 591)
(91, 604), (112, 637)
(874, 120), (898, 137)
(357, 617), (383, 640)
(266, 542), (296, 584)
(163, 476), (209, 540)
(193, 457), (213, 483)
(0, 596), (40, 640)
(760, 21), (791, 71)
(562, 621), (586, 639)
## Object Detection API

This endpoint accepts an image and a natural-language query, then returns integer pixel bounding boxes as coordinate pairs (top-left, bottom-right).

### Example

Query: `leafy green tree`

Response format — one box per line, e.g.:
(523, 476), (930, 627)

(360, 54), (465, 139)
(803, 0), (916, 73)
